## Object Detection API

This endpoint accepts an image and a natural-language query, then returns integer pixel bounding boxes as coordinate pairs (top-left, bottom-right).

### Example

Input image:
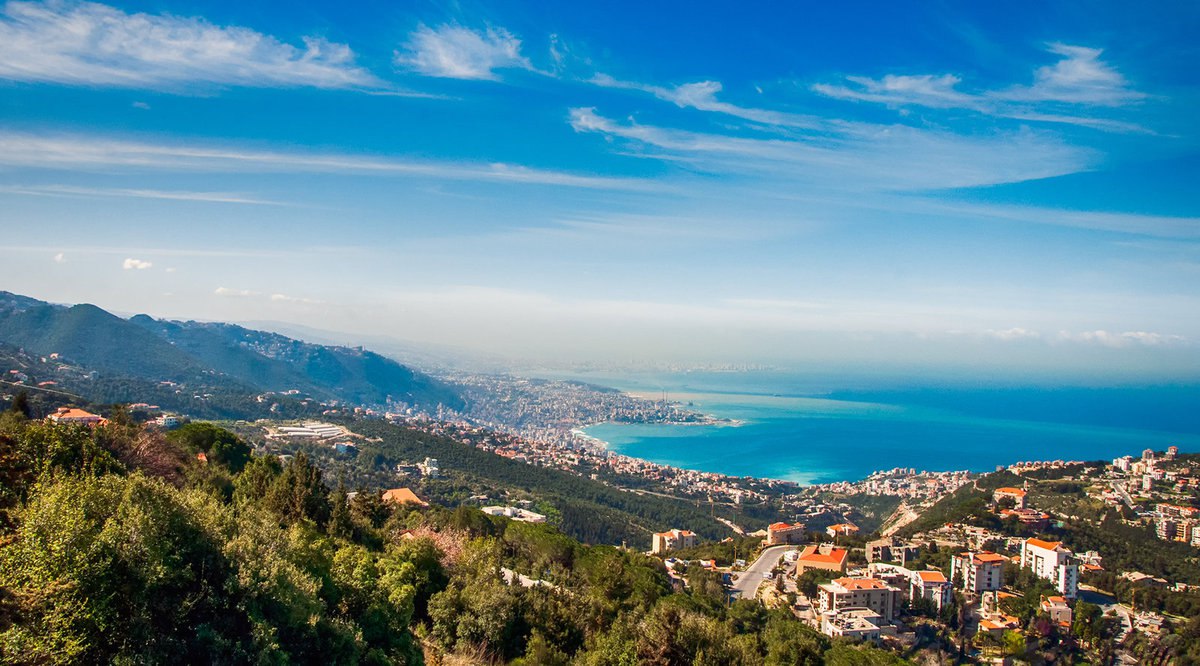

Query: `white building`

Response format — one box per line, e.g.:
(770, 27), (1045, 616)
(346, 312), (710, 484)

(911, 570), (953, 612)
(418, 457), (440, 478)
(481, 506), (547, 523)
(766, 521), (807, 545)
(1021, 538), (1078, 599)
(652, 528), (698, 554)
(950, 551), (1006, 593)
(817, 577), (900, 622)
(821, 608), (886, 641)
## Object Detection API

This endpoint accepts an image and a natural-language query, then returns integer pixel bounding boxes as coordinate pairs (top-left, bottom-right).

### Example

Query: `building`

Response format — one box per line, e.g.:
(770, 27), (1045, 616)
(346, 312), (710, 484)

(821, 608), (885, 641)
(48, 407), (106, 426)
(795, 544), (849, 575)
(817, 577), (900, 621)
(993, 487), (1028, 509)
(652, 529), (698, 554)
(866, 537), (919, 565)
(826, 523), (860, 539)
(766, 521), (806, 545)
(1166, 445), (1179, 460)
(1113, 456), (1134, 472)
(154, 414), (180, 429)
(417, 457), (440, 478)
(1041, 595), (1073, 625)
(1021, 538), (1078, 599)
(481, 506), (547, 523)
(911, 570), (953, 612)
(950, 551), (1006, 593)
(978, 613), (1021, 638)
(381, 487), (429, 507)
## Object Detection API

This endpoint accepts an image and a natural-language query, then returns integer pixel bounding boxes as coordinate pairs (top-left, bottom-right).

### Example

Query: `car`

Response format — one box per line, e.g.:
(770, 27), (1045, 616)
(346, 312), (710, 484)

(762, 572), (773, 579)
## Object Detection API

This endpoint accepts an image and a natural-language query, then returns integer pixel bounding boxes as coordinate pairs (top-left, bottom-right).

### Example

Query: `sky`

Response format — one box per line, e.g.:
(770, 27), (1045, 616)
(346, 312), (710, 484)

(0, 0), (1198, 378)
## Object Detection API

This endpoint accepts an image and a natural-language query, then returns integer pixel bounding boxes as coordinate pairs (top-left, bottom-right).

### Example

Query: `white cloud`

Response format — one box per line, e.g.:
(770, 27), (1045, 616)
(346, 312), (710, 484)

(813, 74), (974, 109)
(270, 292), (322, 304)
(214, 286), (258, 297)
(0, 131), (653, 191)
(122, 257), (152, 270)
(983, 327), (1041, 341)
(592, 74), (819, 128)
(53, 252), (64, 263)
(568, 107), (1094, 191)
(397, 24), (531, 80)
(131, 101), (150, 110)
(993, 44), (1145, 106)
(0, 1), (379, 90)
(0, 183), (283, 205)
(1056, 329), (1187, 347)
(812, 43), (1147, 132)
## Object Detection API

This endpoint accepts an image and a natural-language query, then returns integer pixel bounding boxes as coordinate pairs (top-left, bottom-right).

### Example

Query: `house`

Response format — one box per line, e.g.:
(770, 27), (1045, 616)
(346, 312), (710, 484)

(766, 521), (806, 545)
(993, 487), (1028, 509)
(795, 544), (849, 575)
(999, 508), (1051, 530)
(817, 577), (900, 621)
(1021, 538), (1078, 599)
(950, 551), (1005, 593)
(47, 407), (106, 426)
(821, 608), (886, 641)
(978, 613), (1021, 637)
(826, 523), (859, 539)
(154, 414), (180, 429)
(652, 528), (698, 554)
(382, 488), (428, 507)
(482, 506), (547, 523)
(1041, 595), (1073, 625)
(866, 537), (919, 565)
(911, 570), (953, 611)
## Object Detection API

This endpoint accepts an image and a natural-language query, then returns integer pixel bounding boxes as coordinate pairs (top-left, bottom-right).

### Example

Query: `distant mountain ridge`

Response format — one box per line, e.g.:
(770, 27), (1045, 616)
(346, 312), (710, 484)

(0, 291), (462, 412)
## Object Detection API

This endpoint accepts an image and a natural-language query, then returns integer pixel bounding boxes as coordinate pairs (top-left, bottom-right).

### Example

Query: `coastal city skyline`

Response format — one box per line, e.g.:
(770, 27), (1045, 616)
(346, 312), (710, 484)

(1, 0), (1198, 376)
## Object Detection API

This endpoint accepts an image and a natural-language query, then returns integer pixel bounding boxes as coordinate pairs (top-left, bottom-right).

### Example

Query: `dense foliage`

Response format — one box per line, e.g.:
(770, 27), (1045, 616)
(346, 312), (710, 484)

(0, 407), (914, 665)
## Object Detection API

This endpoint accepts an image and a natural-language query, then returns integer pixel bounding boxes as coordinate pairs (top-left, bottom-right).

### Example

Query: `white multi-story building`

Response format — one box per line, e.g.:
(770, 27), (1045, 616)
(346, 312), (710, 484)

(911, 570), (953, 612)
(652, 528), (698, 554)
(950, 551), (1006, 593)
(817, 577), (901, 622)
(1021, 538), (1078, 599)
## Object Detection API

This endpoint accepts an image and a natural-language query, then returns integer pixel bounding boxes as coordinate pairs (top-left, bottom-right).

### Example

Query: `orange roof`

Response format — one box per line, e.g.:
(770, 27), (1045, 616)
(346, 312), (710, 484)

(798, 545), (848, 565)
(995, 487), (1027, 497)
(827, 523), (859, 533)
(971, 551), (1006, 564)
(382, 488), (427, 506)
(917, 570), (947, 583)
(831, 577), (888, 590)
(1044, 595), (1068, 604)
(769, 522), (802, 531)
(1026, 537), (1062, 551)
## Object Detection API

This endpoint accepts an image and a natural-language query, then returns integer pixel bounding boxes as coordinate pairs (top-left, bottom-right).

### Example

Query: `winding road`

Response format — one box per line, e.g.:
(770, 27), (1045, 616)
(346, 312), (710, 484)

(730, 545), (796, 600)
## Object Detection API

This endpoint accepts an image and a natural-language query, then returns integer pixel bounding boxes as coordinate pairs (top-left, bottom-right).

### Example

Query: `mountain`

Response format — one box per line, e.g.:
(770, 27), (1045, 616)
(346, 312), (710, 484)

(0, 291), (462, 413)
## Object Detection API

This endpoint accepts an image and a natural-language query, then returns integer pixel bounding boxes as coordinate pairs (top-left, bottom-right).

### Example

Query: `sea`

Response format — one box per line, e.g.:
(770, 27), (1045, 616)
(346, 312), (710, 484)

(552, 370), (1200, 485)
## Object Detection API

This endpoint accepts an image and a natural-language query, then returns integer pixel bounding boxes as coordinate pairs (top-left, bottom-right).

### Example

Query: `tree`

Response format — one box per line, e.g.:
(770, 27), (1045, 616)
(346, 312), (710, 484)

(328, 482), (353, 539)
(264, 453), (331, 527)
(7, 392), (30, 419)
(167, 422), (250, 472)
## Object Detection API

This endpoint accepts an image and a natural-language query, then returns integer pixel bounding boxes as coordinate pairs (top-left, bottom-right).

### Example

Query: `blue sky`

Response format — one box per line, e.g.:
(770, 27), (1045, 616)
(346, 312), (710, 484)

(0, 0), (1198, 376)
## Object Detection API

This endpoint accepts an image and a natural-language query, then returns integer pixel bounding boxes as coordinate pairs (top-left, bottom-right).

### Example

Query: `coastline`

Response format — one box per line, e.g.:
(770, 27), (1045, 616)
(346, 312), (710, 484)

(570, 382), (1200, 487)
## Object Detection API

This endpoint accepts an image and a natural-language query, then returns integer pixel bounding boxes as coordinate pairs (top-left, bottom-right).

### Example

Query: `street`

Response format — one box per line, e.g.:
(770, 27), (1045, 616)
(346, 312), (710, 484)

(729, 544), (796, 600)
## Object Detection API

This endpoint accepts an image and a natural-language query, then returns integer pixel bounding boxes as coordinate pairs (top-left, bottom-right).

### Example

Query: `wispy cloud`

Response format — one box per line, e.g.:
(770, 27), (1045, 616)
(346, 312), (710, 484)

(270, 292), (323, 305)
(591, 74), (819, 128)
(0, 183), (284, 205)
(813, 43), (1148, 133)
(992, 43), (1146, 106)
(0, 131), (654, 191)
(397, 24), (531, 80)
(568, 107), (1094, 191)
(1056, 329), (1187, 347)
(122, 257), (152, 270)
(53, 252), (65, 263)
(214, 286), (257, 297)
(0, 1), (379, 90)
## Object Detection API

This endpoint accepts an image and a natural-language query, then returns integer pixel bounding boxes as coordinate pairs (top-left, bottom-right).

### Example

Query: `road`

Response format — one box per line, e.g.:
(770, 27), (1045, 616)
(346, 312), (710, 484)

(1079, 586), (1132, 641)
(730, 545), (796, 600)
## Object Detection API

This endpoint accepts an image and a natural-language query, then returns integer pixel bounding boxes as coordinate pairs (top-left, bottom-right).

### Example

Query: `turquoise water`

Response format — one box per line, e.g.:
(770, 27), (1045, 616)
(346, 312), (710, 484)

(573, 372), (1200, 484)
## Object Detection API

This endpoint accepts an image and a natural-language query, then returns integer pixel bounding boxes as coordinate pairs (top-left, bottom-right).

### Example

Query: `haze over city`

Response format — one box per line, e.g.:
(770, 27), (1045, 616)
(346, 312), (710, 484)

(1, 1), (1197, 375)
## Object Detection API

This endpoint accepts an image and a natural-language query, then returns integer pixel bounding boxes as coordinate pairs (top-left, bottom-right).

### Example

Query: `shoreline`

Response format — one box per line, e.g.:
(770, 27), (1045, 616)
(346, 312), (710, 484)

(568, 386), (1193, 489)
